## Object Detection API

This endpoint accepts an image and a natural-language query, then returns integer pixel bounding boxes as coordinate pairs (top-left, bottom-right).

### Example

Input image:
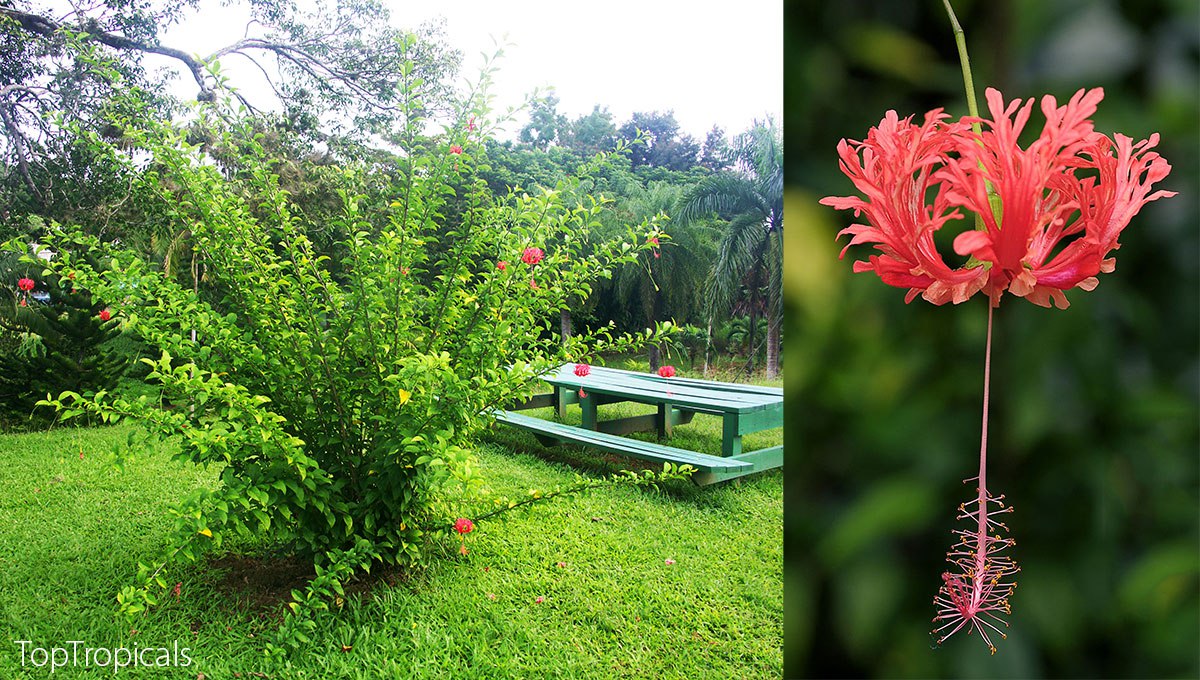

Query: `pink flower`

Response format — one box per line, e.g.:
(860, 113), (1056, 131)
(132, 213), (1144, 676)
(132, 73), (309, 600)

(822, 88), (1175, 309)
(98, 308), (112, 321)
(932, 487), (1018, 655)
(648, 237), (660, 246)
(19, 298), (26, 307)
(664, 558), (676, 565)
(449, 144), (463, 155)
(521, 247), (544, 266)
(657, 365), (676, 378)
(454, 517), (474, 534)
(534, 596), (545, 604)
(497, 260), (507, 271)
(529, 278), (538, 290)
(17, 277), (34, 292)
(578, 388), (587, 399)
(574, 363), (591, 377)
(467, 116), (477, 132)
(556, 561), (567, 568)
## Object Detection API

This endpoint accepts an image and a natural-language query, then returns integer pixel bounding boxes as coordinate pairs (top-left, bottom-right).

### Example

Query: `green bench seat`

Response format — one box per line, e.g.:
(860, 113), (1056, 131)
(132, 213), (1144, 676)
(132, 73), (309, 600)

(494, 410), (756, 485)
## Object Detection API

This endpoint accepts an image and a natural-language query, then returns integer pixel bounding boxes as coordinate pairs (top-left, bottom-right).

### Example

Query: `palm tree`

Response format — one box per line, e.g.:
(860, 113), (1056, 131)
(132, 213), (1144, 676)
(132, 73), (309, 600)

(614, 181), (716, 370)
(677, 119), (782, 379)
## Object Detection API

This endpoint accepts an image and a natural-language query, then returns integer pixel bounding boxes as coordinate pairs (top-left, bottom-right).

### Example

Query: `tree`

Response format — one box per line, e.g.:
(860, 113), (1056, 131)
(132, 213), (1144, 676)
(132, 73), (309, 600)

(617, 110), (699, 171)
(518, 92), (567, 150)
(0, 249), (129, 428)
(699, 125), (733, 171)
(560, 105), (617, 156)
(0, 0), (462, 215)
(678, 119), (783, 378)
(612, 181), (716, 370)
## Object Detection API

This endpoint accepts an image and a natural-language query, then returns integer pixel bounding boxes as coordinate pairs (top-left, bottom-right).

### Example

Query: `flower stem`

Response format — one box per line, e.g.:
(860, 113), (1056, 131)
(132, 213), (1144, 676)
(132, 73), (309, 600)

(942, 0), (982, 135)
(943, 0), (999, 232)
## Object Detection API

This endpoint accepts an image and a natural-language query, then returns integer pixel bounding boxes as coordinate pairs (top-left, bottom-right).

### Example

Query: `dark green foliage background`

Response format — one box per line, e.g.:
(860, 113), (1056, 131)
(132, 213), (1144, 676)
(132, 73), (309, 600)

(784, 0), (1198, 677)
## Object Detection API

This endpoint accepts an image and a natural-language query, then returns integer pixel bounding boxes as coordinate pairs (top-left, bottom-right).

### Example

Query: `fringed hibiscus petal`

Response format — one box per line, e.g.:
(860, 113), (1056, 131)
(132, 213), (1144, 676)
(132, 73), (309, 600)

(825, 86), (1174, 308)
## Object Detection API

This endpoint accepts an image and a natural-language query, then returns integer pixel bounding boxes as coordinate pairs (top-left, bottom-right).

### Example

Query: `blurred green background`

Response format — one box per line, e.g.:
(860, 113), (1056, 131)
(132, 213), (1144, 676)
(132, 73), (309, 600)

(784, 0), (1199, 677)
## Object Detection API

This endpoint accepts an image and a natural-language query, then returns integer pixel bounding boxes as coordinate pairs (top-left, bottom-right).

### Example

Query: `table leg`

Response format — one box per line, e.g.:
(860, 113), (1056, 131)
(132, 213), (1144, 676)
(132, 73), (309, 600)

(657, 402), (673, 439)
(722, 413), (742, 457)
(581, 392), (597, 430)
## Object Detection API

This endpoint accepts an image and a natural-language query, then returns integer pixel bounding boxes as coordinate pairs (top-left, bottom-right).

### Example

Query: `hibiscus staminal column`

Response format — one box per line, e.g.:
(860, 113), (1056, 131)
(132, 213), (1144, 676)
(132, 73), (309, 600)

(932, 304), (1018, 654)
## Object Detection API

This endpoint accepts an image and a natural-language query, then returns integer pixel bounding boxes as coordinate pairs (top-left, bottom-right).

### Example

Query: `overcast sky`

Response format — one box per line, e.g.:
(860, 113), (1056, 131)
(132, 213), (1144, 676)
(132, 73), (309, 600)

(160, 1), (781, 141)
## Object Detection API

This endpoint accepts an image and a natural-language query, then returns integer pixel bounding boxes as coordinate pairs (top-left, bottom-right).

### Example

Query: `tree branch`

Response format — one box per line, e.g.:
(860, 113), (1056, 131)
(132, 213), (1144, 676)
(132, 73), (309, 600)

(1, 7), (215, 99)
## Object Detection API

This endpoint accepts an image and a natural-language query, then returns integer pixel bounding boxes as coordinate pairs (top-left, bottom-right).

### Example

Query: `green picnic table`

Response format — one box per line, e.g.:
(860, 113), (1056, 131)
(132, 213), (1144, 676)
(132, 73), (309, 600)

(497, 364), (783, 485)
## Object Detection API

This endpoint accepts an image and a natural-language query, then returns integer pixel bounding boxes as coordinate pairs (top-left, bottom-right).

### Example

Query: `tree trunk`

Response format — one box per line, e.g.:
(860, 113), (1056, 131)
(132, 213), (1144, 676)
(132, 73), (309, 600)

(703, 315), (713, 378)
(766, 313), (780, 380)
(560, 308), (572, 343)
(649, 344), (661, 372)
(744, 287), (759, 375)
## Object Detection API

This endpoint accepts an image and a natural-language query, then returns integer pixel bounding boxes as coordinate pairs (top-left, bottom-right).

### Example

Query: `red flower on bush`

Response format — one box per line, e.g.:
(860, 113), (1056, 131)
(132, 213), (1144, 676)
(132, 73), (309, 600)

(657, 365), (676, 378)
(574, 363), (591, 377)
(98, 308), (112, 321)
(821, 87), (1175, 309)
(17, 277), (34, 292)
(454, 517), (474, 534)
(521, 247), (544, 266)
(449, 144), (463, 155)
(497, 260), (507, 271)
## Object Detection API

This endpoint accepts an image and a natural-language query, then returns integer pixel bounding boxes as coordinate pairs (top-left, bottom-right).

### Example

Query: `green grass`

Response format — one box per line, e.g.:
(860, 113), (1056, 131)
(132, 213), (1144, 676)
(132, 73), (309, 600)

(0, 415), (781, 678)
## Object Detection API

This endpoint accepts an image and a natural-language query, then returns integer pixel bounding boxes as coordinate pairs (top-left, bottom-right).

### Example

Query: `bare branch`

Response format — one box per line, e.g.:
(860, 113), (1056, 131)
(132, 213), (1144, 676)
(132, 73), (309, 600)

(0, 103), (42, 202)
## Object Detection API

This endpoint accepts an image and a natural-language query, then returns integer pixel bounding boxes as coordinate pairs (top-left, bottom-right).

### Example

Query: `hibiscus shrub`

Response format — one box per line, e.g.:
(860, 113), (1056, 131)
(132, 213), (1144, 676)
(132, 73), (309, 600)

(24, 92), (669, 628)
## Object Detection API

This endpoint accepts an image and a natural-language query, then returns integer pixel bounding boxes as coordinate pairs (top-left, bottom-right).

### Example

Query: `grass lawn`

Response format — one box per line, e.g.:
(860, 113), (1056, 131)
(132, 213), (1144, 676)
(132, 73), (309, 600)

(0, 399), (782, 678)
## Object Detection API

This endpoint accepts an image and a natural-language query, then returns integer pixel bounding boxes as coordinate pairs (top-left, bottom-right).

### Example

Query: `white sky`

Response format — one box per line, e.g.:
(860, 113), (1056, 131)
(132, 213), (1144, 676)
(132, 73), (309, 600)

(158, 0), (781, 141)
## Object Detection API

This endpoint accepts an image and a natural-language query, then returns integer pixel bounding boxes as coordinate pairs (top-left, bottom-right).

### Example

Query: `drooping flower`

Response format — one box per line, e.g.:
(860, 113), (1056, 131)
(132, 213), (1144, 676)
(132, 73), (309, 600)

(497, 260), (507, 271)
(467, 116), (477, 132)
(454, 517), (474, 534)
(932, 485), (1019, 655)
(449, 144), (463, 155)
(657, 365), (676, 378)
(822, 87), (1176, 309)
(574, 363), (591, 377)
(521, 247), (544, 266)
(17, 277), (34, 292)
(98, 308), (112, 321)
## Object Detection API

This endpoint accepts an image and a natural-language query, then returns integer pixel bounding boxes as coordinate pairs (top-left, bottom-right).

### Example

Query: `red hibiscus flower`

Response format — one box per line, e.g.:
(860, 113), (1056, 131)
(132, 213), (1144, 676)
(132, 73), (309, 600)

(657, 365), (676, 378)
(98, 308), (112, 321)
(449, 144), (463, 155)
(454, 517), (474, 534)
(497, 260), (507, 271)
(822, 87), (1175, 309)
(574, 363), (591, 377)
(17, 277), (34, 292)
(521, 247), (544, 266)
